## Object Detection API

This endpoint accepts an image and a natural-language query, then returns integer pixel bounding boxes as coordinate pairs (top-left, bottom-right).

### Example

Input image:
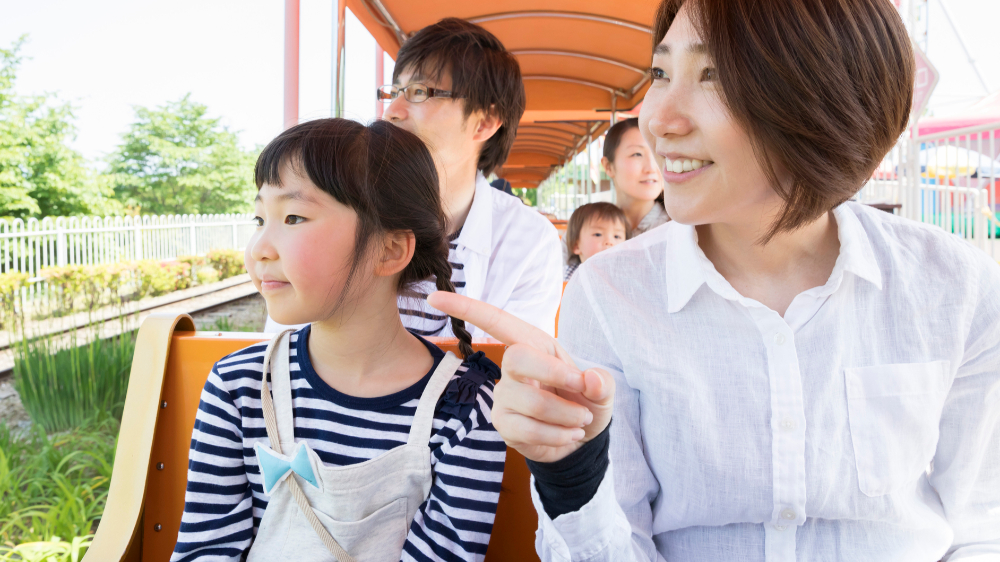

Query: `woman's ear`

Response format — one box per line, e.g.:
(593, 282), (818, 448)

(374, 230), (416, 278)
(601, 157), (614, 178)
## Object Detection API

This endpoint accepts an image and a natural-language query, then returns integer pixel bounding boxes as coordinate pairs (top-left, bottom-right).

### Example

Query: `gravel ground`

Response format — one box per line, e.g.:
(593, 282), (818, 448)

(0, 379), (32, 431)
(192, 293), (267, 331)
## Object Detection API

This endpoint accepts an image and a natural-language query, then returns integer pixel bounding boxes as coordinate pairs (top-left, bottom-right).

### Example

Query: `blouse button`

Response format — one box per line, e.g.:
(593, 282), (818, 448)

(780, 418), (797, 431)
(774, 333), (787, 345)
(781, 508), (797, 521)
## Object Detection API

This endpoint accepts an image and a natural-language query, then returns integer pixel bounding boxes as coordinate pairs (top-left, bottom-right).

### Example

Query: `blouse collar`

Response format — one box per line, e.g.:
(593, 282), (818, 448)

(665, 203), (883, 314)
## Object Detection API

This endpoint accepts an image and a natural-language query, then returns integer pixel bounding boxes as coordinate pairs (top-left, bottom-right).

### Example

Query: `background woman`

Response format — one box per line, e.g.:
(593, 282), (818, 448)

(430, 0), (1000, 560)
(601, 118), (669, 237)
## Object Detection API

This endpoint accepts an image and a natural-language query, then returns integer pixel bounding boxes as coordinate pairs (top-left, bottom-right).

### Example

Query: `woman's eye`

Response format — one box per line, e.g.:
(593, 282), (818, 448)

(252, 216), (264, 227)
(285, 215), (306, 225)
(650, 67), (668, 81)
(631, 152), (643, 157)
(701, 67), (717, 81)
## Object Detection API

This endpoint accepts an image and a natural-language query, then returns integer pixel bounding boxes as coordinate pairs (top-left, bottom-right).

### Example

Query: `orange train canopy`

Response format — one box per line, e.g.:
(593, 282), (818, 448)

(344, 0), (656, 188)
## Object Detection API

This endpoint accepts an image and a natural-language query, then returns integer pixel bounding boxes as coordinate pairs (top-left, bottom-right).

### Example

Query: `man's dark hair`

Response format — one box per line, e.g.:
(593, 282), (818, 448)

(393, 18), (525, 176)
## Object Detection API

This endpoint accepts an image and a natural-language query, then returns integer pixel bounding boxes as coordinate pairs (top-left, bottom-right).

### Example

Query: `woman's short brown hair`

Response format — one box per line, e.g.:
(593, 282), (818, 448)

(653, 0), (914, 240)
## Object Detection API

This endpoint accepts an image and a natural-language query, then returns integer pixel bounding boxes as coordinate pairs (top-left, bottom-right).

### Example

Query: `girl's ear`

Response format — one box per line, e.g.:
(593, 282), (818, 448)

(374, 230), (416, 278)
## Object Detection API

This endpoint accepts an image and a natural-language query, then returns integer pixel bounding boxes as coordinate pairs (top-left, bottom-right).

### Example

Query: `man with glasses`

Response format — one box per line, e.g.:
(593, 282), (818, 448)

(379, 18), (562, 338)
(266, 18), (562, 338)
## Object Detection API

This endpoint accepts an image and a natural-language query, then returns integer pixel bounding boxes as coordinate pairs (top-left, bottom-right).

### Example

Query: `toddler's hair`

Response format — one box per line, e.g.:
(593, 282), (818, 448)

(564, 203), (629, 266)
(253, 119), (474, 358)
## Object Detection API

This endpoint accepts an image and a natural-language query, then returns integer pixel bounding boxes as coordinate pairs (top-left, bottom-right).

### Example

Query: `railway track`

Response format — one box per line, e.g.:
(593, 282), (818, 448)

(0, 276), (260, 381)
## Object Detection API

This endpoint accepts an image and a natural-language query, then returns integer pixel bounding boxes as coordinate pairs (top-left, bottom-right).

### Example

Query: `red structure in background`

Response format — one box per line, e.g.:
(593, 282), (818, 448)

(376, 44), (385, 120)
(918, 91), (1000, 158)
(284, 0), (299, 129)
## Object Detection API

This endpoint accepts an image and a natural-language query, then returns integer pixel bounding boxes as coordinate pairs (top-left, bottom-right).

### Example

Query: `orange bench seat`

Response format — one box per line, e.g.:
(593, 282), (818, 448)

(83, 313), (538, 562)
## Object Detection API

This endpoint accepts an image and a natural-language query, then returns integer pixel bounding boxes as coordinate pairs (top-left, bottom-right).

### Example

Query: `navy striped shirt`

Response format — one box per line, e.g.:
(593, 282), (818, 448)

(170, 327), (505, 562)
(400, 231), (465, 337)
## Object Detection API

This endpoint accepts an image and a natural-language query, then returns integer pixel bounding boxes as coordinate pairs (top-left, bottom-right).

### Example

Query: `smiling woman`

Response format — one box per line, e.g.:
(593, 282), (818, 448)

(426, 0), (1000, 561)
(601, 118), (669, 237)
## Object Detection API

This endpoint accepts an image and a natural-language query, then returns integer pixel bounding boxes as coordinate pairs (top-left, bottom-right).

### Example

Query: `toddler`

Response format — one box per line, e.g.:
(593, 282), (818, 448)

(564, 202), (629, 280)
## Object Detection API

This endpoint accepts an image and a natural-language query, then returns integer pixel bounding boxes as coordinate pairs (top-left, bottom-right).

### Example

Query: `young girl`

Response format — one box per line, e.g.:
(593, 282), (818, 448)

(170, 119), (505, 562)
(563, 202), (628, 281)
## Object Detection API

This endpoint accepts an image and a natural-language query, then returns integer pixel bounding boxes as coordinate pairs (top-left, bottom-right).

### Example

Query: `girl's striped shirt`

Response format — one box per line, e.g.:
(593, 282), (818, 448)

(399, 230), (465, 337)
(170, 327), (506, 562)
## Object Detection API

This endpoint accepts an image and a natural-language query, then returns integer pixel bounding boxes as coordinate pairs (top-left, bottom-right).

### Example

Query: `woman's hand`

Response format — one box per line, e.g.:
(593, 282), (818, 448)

(427, 291), (614, 463)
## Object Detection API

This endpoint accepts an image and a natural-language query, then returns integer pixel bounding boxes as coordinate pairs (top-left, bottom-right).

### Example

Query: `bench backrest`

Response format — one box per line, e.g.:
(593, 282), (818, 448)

(84, 313), (537, 562)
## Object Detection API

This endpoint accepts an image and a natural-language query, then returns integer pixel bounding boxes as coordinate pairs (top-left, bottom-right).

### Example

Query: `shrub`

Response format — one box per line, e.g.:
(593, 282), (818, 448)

(205, 249), (244, 280)
(13, 327), (136, 433)
(133, 260), (189, 299)
(176, 255), (205, 268)
(40, 267), (85, 315)
(0, 272), (28, 329)
(196, 266), (220, 285)
(168, 261), (192, 291)
(41, 264), (131, 314)
(35, 251), (236, 317)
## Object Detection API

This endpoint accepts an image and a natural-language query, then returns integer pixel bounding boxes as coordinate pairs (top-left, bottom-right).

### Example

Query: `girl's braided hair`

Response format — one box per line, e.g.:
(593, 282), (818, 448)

(254, 118), (474, 358)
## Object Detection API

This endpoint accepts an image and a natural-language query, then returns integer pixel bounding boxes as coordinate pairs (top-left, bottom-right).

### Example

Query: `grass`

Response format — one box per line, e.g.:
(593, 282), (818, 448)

(1, 313), (133, 557)
(0, 536), (92, 562)
(0, 415), (118, 555)
(12, 324), (136, 434)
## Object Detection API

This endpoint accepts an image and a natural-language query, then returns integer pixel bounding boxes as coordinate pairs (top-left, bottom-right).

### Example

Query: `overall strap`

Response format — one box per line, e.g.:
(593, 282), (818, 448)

(260, 329), (358, 562)
(407, 352), (464, 446)
(260, 329), (295, 453)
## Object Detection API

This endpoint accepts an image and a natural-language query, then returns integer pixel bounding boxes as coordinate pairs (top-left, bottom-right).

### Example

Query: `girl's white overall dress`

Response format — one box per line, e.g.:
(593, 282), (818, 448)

(246, 330), (464, 562)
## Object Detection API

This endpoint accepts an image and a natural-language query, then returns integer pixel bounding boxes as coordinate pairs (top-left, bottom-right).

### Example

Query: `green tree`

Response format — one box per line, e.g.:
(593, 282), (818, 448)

(0, 37), (117, 218)
(106, 95), (257, 215)
(519, 187), (538, 206)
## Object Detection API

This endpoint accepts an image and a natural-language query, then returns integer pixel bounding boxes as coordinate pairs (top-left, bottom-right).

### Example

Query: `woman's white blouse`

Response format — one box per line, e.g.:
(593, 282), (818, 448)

(537, 202), (1000, 562)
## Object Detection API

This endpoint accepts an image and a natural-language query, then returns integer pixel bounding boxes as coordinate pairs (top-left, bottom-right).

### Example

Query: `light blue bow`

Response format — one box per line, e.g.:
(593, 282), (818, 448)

(254, 441), (319, 495)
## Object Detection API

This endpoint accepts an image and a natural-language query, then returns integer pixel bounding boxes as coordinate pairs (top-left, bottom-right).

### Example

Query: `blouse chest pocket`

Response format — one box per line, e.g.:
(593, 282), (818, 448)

(844, 361), (951, 497)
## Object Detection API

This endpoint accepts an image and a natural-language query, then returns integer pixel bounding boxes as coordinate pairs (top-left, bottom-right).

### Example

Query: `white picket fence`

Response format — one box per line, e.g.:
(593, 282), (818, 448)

(855, 121), (1000, 260)
(0, 214), (256, 280)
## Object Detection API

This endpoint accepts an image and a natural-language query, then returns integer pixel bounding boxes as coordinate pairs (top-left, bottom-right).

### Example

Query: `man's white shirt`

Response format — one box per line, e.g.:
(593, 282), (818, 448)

(264, 173), (564, 337)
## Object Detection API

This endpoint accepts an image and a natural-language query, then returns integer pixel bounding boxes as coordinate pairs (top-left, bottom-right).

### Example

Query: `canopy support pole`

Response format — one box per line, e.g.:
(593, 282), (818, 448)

(284, 0), (299, 129)
(587, 132), (593, 203)
(333, 0), (347, 118)
(375, 44), (385, 119)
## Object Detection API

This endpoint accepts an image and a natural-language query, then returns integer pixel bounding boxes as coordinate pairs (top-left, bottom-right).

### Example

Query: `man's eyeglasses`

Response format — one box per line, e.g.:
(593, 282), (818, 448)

(376, 84), (464, 104)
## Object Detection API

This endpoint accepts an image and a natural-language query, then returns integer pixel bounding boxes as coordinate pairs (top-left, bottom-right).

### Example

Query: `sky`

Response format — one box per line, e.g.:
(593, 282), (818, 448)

(2, 0), (998, 168)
